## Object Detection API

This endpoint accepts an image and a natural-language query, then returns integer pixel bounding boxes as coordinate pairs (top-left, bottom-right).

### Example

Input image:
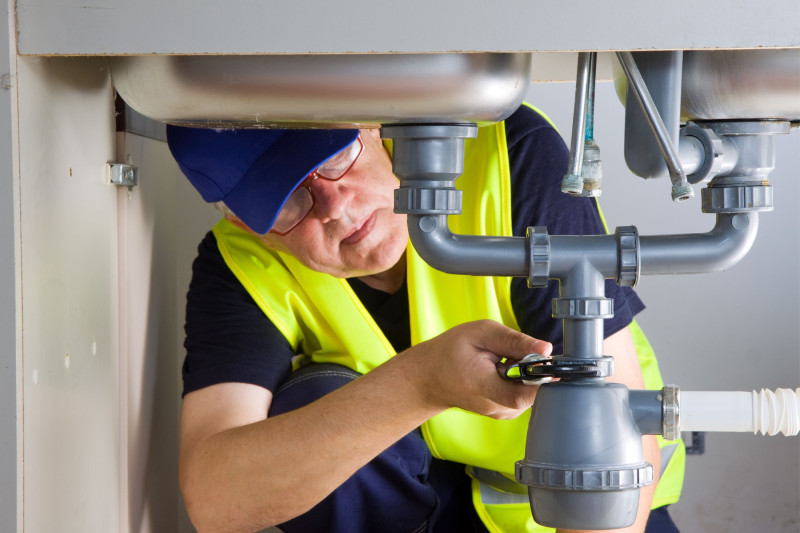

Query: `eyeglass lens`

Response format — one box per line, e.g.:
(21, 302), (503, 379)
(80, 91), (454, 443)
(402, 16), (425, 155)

(316, 137), (363, 179)
(271, 136), (363, 235)
(272, 189), (314, 234)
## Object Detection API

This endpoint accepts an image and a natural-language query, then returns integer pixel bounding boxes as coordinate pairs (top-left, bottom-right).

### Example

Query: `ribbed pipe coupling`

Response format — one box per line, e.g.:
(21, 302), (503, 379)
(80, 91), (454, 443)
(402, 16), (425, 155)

(393, 187), (461, 215)
(615, 226), (640, 287)
(527, 226), (551, 288)
(701, 185), (773, 214)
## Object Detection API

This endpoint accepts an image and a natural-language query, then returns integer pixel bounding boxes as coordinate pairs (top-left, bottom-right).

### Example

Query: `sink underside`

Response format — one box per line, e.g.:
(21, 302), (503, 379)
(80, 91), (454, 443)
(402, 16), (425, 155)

(111, 50), (800, 129)
(110, 53), (532, 128)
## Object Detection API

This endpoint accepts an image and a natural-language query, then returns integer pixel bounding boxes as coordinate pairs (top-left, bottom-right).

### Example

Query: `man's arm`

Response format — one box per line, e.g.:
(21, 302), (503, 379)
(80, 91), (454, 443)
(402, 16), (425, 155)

(179, 320), (552, 532)
(558, 325), (659, 533)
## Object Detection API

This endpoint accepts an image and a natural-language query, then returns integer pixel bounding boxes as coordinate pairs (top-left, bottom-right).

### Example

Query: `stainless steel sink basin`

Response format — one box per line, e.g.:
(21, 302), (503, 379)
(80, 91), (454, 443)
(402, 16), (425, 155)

(681, 49), (800, 121)
(110, 53), (532, 128)
(612, 49), (800, 121)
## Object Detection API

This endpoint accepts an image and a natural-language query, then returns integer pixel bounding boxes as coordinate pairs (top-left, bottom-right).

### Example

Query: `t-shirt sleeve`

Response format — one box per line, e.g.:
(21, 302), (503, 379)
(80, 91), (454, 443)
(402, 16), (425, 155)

(505, 105), (645, 354)
(182, 231), (295, 397)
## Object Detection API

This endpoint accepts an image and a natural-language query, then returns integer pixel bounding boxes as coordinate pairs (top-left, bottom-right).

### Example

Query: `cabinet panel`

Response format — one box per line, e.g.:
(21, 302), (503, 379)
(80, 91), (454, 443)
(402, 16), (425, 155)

(16, 0), (800, 55)
(18, 57), (119, 533)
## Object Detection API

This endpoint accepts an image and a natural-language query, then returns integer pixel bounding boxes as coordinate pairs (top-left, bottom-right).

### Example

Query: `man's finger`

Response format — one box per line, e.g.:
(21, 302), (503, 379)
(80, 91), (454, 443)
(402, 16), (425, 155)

(476, 321), (553, 359)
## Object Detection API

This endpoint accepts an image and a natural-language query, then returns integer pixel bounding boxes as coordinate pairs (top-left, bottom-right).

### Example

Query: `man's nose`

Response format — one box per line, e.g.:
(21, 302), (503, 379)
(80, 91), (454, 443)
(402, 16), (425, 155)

(309, 177), (351, 222)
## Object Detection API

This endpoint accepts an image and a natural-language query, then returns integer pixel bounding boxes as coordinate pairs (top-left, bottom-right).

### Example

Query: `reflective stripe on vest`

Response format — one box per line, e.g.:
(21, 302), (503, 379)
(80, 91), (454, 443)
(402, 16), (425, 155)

(212, 103), (683, 531)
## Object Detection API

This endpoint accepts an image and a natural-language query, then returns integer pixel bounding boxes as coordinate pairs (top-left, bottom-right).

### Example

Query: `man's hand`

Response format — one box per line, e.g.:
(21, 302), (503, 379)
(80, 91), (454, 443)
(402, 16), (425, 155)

(398, 319), (553, 419)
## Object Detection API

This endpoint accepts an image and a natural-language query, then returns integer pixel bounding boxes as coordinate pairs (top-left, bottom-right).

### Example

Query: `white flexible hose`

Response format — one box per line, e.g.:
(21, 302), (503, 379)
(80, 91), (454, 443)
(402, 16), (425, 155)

(681, 388), (800, 436)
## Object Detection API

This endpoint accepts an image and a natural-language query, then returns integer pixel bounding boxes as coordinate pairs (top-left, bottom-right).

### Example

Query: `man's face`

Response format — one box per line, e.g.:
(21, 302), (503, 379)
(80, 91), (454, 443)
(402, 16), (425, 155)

(256, 128), (409, 278)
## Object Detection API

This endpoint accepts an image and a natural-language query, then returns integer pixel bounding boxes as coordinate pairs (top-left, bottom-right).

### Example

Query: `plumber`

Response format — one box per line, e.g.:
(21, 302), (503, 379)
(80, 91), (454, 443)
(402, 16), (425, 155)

(166, 103), (684, 533)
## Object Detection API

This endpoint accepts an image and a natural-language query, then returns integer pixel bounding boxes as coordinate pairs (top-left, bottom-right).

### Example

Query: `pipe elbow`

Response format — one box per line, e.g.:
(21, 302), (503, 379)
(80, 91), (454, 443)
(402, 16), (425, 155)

(407, 215), (460, 272)
(706, 213), (759, 271)
(407, 215), (528, 277)
(640, 212), (759, 275)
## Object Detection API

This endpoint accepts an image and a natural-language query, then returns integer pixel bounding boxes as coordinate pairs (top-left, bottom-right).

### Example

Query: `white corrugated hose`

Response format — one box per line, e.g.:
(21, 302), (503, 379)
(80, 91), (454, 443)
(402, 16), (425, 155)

(680, 388), (800, 436)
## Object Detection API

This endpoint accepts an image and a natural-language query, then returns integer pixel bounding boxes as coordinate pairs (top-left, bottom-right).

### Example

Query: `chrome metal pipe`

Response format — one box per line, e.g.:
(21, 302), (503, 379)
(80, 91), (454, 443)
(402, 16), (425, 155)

(562, 52), (595, 195)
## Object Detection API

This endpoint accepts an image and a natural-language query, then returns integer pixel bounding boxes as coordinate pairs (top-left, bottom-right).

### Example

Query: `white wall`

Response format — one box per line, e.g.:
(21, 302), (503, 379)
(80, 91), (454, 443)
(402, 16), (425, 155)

(527, 81), (800, 532)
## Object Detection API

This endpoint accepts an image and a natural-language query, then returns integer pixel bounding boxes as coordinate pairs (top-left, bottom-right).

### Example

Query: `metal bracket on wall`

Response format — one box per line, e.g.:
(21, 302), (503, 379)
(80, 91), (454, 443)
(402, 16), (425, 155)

(107, 163), (138, 188)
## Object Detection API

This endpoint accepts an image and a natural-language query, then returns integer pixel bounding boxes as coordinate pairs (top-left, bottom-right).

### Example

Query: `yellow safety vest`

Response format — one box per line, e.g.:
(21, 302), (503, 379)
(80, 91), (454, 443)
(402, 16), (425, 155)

(212, 104), (684, 532)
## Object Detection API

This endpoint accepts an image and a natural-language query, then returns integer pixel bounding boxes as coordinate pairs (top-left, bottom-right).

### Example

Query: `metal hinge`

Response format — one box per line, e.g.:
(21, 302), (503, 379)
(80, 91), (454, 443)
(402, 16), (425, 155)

(107, 163), (138, 187)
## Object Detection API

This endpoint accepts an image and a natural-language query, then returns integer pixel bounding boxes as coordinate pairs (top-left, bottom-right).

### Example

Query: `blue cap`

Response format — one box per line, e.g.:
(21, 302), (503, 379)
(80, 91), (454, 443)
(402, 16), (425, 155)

(167, 125), (359, 234)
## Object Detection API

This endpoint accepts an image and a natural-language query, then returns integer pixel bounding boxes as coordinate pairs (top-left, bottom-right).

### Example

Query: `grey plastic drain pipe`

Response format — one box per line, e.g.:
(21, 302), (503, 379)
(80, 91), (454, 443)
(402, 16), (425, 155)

(407, 215), (529, 277)
(380, 120), (773, 530)
(405, 202), (759, 284)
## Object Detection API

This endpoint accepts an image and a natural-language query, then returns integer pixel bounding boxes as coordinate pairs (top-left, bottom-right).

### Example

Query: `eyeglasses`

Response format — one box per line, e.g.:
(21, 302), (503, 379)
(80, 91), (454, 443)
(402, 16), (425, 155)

(270, 136), (364, 235)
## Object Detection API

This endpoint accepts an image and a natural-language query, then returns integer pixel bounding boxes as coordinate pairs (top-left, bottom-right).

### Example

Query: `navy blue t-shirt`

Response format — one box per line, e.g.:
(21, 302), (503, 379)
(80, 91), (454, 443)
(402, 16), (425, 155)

(182, 105), (644, 397)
